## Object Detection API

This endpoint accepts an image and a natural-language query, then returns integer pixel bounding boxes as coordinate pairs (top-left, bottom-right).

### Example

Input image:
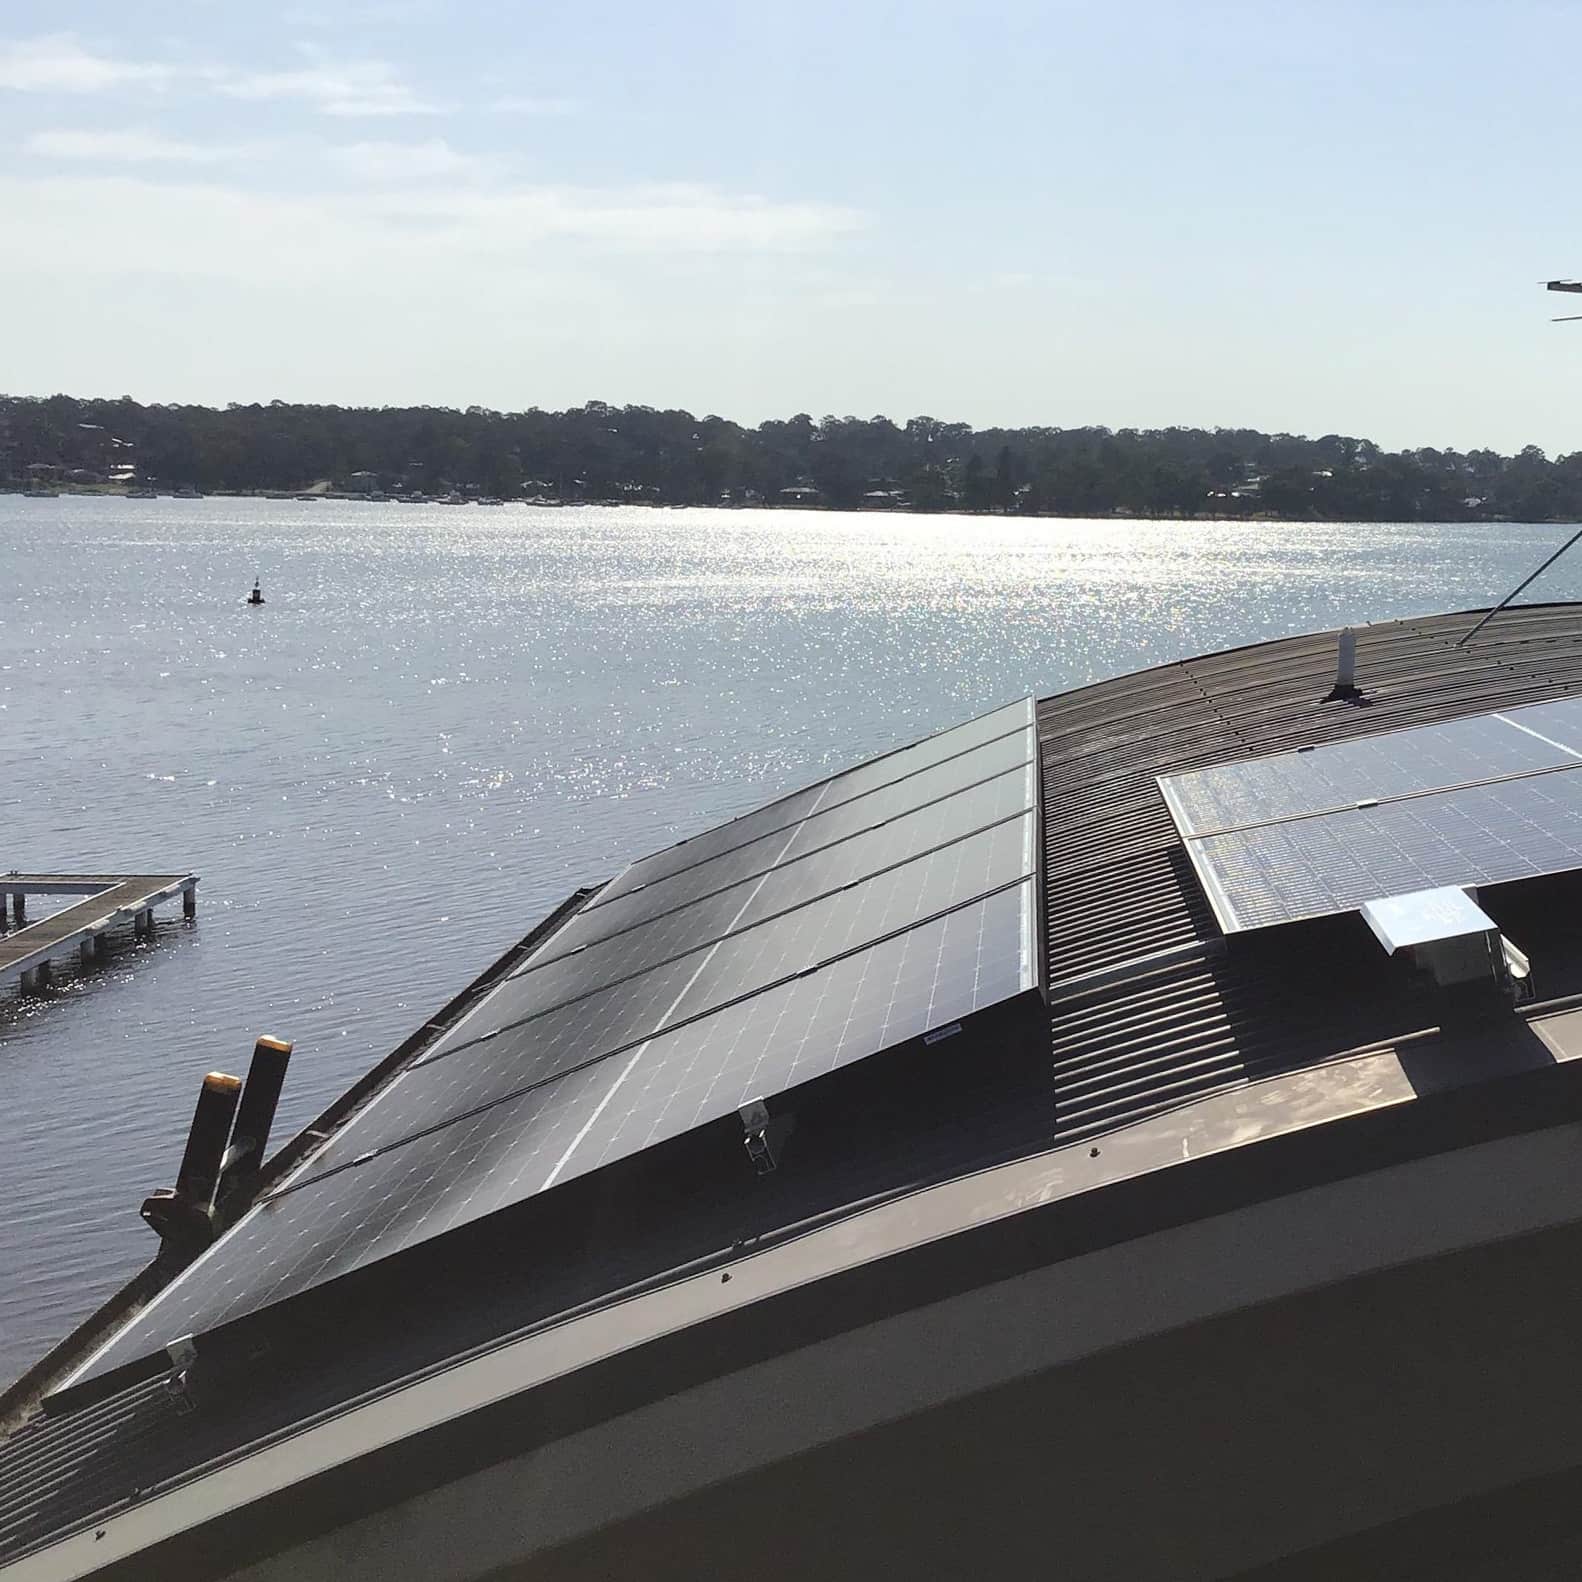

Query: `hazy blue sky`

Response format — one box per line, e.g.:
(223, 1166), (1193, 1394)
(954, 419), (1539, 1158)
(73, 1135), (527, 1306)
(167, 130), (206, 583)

(2, 2), (1578, 451)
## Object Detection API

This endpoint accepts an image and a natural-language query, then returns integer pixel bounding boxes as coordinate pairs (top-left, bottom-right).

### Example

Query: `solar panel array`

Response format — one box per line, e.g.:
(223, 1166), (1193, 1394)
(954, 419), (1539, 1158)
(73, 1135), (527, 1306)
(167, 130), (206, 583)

(73, 699), (1040, 1386)
(1158, 694), (1582, 932)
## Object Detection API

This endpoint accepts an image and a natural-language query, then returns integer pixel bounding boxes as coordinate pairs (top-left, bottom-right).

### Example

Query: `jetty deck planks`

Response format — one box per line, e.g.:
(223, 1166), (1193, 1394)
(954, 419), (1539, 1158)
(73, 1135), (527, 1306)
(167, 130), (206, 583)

(0, 874), (197, 994)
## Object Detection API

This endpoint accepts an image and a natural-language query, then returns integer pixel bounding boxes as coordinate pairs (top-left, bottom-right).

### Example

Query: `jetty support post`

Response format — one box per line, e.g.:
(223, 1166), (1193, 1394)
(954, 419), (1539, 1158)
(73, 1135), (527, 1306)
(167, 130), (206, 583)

(183, 881), (197, 920)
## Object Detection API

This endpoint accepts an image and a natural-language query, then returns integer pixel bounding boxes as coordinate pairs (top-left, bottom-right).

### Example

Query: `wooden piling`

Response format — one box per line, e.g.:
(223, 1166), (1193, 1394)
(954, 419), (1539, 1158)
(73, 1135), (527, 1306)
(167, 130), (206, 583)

(174, 1073), (243, 1212)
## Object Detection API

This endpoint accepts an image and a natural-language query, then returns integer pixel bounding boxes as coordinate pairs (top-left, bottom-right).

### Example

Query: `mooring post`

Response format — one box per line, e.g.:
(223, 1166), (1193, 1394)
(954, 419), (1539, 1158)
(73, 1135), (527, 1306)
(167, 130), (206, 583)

(94, 932), (109, 960)
(183, 884), (197, 920)
(174, 1073), (244, 1213)
(136, 908), (153, 937)
(10, 893), (24, 928)
(80, 939), (94, 967)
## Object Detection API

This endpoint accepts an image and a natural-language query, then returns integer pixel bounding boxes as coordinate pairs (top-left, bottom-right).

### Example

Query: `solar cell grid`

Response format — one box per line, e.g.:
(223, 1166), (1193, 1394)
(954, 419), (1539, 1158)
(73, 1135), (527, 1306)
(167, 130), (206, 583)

(502, 766), (1033, 1009)
(573, 881), (1033, 1174)
(280, 813), (1035, 1179)
(588, 699), (1033, 909)
(65, 700), (1042, 1391)
(1500, 694), (1582, 753)
(1160, 708), (1582, 839)
(1190, 769), (1582, 931)
(75, 878), (1035, 1380)
(811, 697), (1034, 808)
(529, 744), (1034, 962)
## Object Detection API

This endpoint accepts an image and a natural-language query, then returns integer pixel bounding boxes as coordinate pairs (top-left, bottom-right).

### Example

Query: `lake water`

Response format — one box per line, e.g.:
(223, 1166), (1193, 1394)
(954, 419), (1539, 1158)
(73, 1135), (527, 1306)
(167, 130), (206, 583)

(3, 497), (1580, 1385)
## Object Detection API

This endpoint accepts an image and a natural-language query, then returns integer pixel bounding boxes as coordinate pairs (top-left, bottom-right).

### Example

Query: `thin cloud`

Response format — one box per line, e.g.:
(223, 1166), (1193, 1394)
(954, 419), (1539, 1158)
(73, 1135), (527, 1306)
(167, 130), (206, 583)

(221, 56), (440, 117)
(282, 1), (438, 25)
(0, 172), (866, 282)
(0, 33), (174, 92)
(0, 32), (438, 117)
(328, 138), (484, 182)
(24, 127), (252, 164)
(374, 181), (866, 252)
(489, 94), (579, 116)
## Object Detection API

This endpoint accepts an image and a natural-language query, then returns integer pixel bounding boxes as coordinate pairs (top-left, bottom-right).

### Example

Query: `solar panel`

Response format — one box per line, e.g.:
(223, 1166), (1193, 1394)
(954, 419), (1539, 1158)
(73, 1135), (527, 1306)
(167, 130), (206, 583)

(280, 814), (1035, 1175)
(494, 769), (1033, 1010)
(67, 702), (1043, 1390)
(1159, 702), (1582, 839)
(1159, 692), (1582, 932)
(588, 698), (1034, 909)
(1191, 772), (1582, 931)
(527, 740), (1035, 963)
(76, 879), (1036, 1379)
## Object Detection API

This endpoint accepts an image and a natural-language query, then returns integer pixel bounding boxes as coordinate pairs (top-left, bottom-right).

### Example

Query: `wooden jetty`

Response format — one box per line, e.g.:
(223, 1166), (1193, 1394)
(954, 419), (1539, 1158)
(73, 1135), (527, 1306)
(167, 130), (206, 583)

(0, 874), (197, 996)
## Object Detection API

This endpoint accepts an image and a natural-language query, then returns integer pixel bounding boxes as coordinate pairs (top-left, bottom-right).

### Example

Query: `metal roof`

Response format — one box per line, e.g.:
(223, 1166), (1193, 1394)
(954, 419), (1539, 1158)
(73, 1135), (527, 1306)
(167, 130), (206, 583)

(14, 601), (1582, 1570)
(1040, 603), (1582, 1138)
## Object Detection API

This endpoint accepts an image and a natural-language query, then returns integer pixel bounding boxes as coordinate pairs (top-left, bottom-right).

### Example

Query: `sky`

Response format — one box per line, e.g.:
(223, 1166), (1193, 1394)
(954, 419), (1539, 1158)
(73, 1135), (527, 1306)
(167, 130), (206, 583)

(2, 1), (1579, 453)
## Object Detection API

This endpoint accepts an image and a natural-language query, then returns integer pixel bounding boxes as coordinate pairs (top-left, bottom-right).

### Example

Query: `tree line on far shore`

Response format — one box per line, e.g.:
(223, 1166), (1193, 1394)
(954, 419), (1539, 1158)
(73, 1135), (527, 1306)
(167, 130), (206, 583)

(4, 392), (1580, 521)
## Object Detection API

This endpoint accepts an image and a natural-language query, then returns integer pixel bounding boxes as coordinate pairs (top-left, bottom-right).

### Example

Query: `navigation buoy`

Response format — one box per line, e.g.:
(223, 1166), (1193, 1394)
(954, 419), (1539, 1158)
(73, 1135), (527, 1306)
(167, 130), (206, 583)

(248, 579), (265, 606)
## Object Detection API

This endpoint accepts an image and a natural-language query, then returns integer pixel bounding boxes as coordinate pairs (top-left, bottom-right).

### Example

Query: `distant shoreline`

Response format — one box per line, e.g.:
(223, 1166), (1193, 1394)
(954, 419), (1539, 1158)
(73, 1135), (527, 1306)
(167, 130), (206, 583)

(1, 395), (1565, 524)
(0, 484), (1537, 525)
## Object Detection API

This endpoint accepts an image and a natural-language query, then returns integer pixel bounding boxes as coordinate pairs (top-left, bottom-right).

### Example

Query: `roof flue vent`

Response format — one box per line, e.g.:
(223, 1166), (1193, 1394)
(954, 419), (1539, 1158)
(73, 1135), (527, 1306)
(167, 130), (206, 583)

(1322, 627), (1369, 705)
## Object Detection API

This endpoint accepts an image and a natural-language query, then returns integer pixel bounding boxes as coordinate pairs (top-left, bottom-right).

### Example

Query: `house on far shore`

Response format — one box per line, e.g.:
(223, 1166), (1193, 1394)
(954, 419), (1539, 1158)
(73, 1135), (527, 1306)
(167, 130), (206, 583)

(778, 484), (822, 506)
(346, 471), (380, 493)
(861, 489), (906, 509)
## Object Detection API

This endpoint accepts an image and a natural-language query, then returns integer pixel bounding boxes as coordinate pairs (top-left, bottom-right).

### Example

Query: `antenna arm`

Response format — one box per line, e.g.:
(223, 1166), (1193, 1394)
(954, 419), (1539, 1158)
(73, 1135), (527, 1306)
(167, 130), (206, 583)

(1458, 523), (1582, 645)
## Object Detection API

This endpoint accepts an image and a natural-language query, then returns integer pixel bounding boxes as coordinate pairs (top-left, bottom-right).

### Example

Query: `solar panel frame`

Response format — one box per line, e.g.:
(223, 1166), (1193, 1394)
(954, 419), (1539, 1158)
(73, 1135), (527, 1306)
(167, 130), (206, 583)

(71, 877), (1038, 1383)
(61, 699), (1045, 1394)
(1190, 770), (1582, 931)
(516, 746), (1036, 973)
(516, 794), (1032, 1009)
(586, 699), (1034, 910)
(1156, 693), (1582, 933)
(291, 813), (1037, 1174)
(1158, 705), (1582, 840)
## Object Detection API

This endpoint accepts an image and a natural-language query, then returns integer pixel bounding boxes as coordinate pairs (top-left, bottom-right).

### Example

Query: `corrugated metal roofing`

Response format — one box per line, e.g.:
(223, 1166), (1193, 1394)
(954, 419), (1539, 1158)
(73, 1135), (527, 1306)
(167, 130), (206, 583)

(1040, 604), (1582, 1139)
(12, 601), (1582, 1571)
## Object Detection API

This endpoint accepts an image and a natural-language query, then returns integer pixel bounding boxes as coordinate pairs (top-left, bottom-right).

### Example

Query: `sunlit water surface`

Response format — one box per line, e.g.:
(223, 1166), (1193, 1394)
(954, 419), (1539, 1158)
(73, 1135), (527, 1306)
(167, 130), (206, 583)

(3, 497), (1579, 1383)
